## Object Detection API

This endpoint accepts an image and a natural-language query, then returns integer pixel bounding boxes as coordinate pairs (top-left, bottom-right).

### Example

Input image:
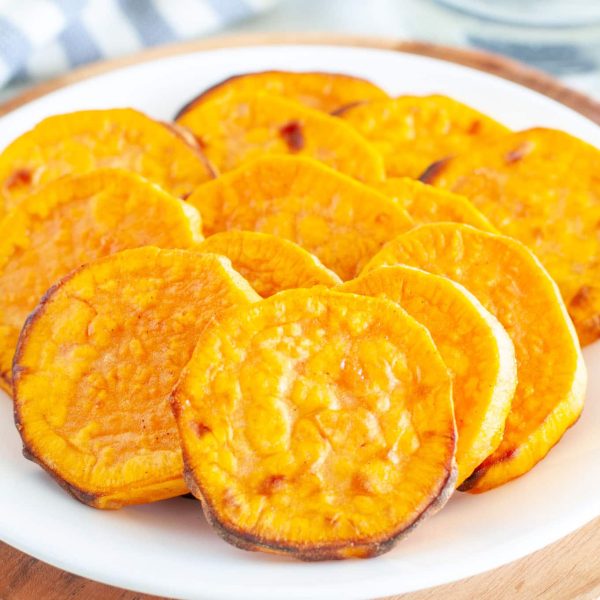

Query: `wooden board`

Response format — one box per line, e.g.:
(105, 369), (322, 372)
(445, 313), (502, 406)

(1, 33), (599, 600)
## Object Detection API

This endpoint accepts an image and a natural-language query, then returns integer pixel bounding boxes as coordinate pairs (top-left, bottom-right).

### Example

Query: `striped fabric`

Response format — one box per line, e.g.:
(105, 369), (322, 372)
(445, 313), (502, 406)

(0, 0), (278, 88)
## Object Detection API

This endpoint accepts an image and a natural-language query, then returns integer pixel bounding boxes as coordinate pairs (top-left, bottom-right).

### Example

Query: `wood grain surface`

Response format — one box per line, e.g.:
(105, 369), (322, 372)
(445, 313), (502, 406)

(1, 33), (599, 600)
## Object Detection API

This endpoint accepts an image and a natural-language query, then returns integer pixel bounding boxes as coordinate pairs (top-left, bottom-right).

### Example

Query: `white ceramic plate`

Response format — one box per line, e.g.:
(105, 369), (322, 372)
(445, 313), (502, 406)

(1, 44), (599, 600)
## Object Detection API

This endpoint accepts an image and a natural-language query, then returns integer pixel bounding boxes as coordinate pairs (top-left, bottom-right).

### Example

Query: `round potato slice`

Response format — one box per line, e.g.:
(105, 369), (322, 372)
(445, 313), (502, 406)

(187, 155), (413, 280)
(176, 70), (389, 116)
(175, 92), (385, 183)
(364, 223), (586, 492)
(377, 178), (496, 232)
(422, 127), (600, 346)
(0, 169), (203, 394)
(340, 266), (517, 485)
(13, 247), (260, 508)
(338, 95), (509, 178)
(198, 231), (341, 297)
(172, 288), (456, 560)
(0, 108), (213, 216)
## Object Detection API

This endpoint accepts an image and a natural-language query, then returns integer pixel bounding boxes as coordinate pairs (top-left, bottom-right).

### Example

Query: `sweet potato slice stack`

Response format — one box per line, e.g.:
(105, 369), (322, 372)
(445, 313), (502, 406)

(175, 92), (385, 182)
(364, 223), (586, 492)
(423, 128), (600, 346)
(0, 169), (203, 394)
(198, 231), (341, 297)
(377, 178), (496, 232)
(177, 70), (389, 116)
(338, 95), (509, 178)
(0, 108), (213, 216)
(13, 247), (260, 508)
(172, 288), (456, 560)
(341, 266), (517, 485)
(187, 155), (413, 280)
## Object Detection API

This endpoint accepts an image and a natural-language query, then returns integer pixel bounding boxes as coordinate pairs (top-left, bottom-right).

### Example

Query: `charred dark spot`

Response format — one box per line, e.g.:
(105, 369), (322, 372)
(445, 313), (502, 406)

(468, 120), (481, 135)
(420, 159), (449, 183)
(504, 142), (534, 164)
(6, 168), (32, 189)
(259, 474), (286, 495)
(192, 421), (212, 437)
(279, 120), (305, 152)
(570, 285), (591, 309)
(459, 448), (515, 491)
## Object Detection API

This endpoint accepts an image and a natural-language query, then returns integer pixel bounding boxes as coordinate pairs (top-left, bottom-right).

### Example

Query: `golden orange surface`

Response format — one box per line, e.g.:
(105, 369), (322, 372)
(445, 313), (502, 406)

(338, 95), (509, 178)
(341, 266), (517, 485)
(0, 108), (213, 217)
(176, 92), (385, 183)
(187, 156), (413, 280)
(423, 127), (600, 346)
(0, 169), (203, 393)
(172, 288), (456, 559)
(13, 247), (260, 508)
(198, 231), (341, 297)
(377, 177), (496, 232)
(177, 70), (389, 115)
(364, 224), (586, 492)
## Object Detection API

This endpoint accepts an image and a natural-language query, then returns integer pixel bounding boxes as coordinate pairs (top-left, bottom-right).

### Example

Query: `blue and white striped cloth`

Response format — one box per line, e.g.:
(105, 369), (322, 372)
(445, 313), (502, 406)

(0, 0), (278, 88)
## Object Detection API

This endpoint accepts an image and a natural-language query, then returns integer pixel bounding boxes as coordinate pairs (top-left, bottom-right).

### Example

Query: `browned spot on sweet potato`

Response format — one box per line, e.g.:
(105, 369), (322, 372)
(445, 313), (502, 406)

(259, 474), (286, 495)
(192, 422), (212, 437)
(468, 120), (482, 135)
(420, 159), (449, 183)
(570, 285), (591, 308)
(505, 142), (535, 164)
(6, 168), (32, 189)
(279, 121), (305, 152)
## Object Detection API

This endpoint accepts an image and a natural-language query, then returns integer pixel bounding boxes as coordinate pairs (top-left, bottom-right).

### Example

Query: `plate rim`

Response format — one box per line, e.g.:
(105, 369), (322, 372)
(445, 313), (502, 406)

(1, 32), (599, 124)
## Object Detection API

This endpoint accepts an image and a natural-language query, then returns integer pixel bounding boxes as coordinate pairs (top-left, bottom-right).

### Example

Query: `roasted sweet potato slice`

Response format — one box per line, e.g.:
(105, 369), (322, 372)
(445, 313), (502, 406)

(0, 108), (213, 216)
(177, 71), (389, 116)
(338, 95), (509, 178)
(13, 247), (259, 508)
(364, 224), (586, 492)
(187, 156), (412, 280)
(175, 92), (385, 183)
(422, 128), (600, 346)
(198, 231), (341, 297)
(0, 169), (203, 394)
(341, 266), (517, 485)
(172, 288), (456, 560)
(377, 178), (496, 232)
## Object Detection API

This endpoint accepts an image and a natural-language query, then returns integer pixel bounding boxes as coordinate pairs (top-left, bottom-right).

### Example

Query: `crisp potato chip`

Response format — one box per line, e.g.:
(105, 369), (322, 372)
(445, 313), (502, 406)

(377, 177), (496, 231)
(423, 127), (600, 346)
(341, 265), (517, 485)
(0, 169), (204, 394)
(338, 95), (509, 178)
(187, 155), (413, 280)
(364, 223), (586, 492)
(176, 70), (389, 116)
(172, 288), (456, 559)
(176, 92), (385, 182)
(13, 247), (260, 508)
(198, 231), (341, 297)
(0, 108), (213, 217)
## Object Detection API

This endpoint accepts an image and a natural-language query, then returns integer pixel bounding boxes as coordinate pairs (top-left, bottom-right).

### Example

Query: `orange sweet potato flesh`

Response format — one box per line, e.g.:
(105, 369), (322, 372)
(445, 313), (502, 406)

(341, 266), (517, 485)
(0, 108), (213, 217)
(364, 224), (586, 492)
(13, 247), (260, 508)
(175, 92), (385, 183)
(187, 155), (413, 280)
(172, 288), (456, 560)
(0, 169), (203, 394)
(338, 95), (509, 178)
(422, 128), (600, 346)
(198, 231), (341, 297)
(176, 71), (389, 116)
(377, 178), (497, 232)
